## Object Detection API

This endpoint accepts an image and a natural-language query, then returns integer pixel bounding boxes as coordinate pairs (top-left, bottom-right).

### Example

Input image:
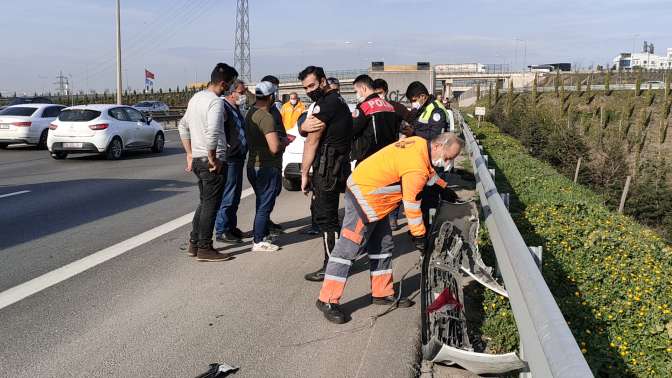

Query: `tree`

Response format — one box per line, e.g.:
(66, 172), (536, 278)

(635, 69), (642, 97)
(506, 79), (514, 117)
(488, 82), (493, 108)
(577, 74), (583, 92)
(532, 73), (538, 102)
(554, 69), (560, 97)
(476, 84), (481, 101)
(604, 68), (611, 95)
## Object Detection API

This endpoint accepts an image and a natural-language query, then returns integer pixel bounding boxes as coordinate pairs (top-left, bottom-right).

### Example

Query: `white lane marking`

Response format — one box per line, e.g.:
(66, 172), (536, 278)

(0, 187), (255, 310)
(0, 190), (30, 199)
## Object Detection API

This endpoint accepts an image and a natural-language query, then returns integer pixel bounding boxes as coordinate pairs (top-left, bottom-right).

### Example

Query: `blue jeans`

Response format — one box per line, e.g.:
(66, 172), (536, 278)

(247, 166), (281, 243)
(215, 158), (244, 236)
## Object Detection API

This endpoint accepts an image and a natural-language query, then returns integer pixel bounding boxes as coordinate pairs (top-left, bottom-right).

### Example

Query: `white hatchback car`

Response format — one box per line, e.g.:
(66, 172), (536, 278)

(47, 104), (165, 160)
(133, 101), (169, 113)
(0, 104), (66, 149)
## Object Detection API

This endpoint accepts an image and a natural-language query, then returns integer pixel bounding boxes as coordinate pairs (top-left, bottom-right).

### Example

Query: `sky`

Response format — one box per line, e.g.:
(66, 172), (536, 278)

(1, 0), (671, 95)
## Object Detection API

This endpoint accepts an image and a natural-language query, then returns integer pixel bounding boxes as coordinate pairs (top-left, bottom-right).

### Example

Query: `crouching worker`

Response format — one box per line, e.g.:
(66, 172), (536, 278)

(316, 132), (464, 323)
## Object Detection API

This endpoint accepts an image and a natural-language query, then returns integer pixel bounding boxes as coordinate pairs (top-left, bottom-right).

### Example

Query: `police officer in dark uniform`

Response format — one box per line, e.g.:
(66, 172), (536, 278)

(299, 66), (353, 282)
(405, 81), (450, 140)
(405, 81), (457, 228)
(351, 74), (401, 163)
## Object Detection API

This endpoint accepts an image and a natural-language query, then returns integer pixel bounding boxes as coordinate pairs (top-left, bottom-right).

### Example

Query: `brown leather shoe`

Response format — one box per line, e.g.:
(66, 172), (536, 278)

(186, 242), (197, 257)
(196, 246), (233, 262)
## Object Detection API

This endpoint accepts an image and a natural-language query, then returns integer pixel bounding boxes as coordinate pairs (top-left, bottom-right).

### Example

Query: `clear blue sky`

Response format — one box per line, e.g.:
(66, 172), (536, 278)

(2, 0), (670, 95)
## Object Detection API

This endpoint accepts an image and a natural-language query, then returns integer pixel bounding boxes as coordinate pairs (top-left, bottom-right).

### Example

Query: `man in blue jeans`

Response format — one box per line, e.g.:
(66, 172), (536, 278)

(215, 80), (248, 243)
(244, 81), (289, 252)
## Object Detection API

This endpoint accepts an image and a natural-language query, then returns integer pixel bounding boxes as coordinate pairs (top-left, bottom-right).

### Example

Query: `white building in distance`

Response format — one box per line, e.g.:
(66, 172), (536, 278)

(613, 41), (672, 70)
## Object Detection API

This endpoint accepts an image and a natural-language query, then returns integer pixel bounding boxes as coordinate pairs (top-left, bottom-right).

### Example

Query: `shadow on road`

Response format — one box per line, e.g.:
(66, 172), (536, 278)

(0, 178), (194, 250)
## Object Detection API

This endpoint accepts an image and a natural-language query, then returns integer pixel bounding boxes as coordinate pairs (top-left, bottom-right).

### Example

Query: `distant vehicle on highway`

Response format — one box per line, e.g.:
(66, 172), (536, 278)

(47, 104), (165, 160)
(0, 96), (54, 111)
(0, 104), (66, 149)
(133, 101), (169, 113)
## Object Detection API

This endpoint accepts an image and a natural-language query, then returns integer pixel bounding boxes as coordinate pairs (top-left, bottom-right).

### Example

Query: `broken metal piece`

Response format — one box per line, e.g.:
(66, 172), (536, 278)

(195, 362), (239, 378)
(424, 338), (526, 375)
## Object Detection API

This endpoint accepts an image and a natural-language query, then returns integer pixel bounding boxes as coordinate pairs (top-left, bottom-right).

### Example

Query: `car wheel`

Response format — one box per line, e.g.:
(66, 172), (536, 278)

(106, 137), (123, 160)
(51, 151), (68, 160)
(151, 132), (164, 153)
(37, 130), (49, 150)
(282, 177), (301, 191)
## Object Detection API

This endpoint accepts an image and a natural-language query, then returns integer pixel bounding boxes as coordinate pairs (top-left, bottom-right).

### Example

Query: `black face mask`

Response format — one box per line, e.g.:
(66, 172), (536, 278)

(307, 86), (325, 102)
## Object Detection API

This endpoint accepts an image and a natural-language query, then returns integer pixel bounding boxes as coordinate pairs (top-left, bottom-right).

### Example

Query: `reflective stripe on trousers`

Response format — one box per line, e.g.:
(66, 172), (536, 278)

(319, 191), (395, 304)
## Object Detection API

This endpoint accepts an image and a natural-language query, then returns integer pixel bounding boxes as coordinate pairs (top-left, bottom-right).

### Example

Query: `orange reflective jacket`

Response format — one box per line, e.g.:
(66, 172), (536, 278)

(348, 136), (446, 237)
(280, 101), (305, 130)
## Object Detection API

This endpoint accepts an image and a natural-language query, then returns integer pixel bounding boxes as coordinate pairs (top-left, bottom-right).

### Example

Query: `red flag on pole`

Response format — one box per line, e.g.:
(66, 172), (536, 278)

(145, 69), (155, 80)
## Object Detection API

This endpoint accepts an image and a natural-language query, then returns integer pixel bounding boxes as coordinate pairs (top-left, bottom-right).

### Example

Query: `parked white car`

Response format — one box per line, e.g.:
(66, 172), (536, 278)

(0, 104), (66, 149)
(281, 103), (356, 191)
(133, 101), (169, 113)
(47, 104), (165, 160)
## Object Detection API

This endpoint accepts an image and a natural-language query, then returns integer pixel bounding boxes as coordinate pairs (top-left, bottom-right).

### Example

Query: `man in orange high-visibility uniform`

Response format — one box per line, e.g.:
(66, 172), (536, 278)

(280, 92), (305, 131)
(316, 132), (464, 323)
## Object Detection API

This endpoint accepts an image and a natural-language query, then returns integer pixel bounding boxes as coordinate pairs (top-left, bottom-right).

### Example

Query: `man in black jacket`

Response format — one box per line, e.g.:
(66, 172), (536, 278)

(351, 75), (401, 164)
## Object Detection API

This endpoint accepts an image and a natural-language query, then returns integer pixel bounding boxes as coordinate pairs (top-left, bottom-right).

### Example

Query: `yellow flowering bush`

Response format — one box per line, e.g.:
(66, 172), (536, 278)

(471, 120), (672, 376)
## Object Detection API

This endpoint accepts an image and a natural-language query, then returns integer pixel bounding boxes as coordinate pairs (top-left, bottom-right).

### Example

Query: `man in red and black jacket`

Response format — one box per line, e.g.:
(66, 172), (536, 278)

(351, 75), (401, 163)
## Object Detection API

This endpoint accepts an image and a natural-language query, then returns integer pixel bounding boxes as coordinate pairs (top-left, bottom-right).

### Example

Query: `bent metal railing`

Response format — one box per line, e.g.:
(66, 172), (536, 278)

(460, 114), (592, 377)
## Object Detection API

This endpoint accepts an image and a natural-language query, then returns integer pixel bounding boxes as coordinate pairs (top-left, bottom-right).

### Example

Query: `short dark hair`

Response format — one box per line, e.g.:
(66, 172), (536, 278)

(353, 75), (374, 89)
(298, 66), (326, 81)
(261, 75), (280, 85)
(372, 78), (388, 93)
(211, 63), (238, 85)
(327, 77), (340, 86)
(405, 81), (429, 100)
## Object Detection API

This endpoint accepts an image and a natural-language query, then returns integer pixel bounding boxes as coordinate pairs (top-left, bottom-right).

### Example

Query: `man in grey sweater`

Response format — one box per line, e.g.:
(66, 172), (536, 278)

(178, 63), (238, 261)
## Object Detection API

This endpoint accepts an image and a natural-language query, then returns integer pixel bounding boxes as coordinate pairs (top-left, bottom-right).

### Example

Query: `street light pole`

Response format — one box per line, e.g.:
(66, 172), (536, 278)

(115, 0), (122, 105)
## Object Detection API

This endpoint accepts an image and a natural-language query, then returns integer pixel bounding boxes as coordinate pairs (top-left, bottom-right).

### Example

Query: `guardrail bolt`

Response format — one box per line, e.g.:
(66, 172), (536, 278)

(528, 246), (543, 270)
(501, 193), (510, 209)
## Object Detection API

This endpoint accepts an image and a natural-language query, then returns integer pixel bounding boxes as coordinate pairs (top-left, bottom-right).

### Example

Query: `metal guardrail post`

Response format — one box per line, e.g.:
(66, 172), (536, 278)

(460, 115), (592, 377)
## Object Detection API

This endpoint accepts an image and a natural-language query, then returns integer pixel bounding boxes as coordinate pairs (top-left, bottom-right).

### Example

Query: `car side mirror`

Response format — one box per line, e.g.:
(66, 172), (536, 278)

(146, 116), (152, 125)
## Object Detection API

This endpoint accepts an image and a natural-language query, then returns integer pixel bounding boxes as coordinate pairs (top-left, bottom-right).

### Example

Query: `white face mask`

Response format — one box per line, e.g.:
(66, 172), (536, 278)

(411, 101), (421, 109)
(356, 94), (366, 103)
(290, 99), (298, 106)
(236, 95), (247, 107)
(432, 158), (446, 168)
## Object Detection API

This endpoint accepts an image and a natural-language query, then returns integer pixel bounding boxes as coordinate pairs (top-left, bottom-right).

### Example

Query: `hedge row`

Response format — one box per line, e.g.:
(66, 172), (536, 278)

(470, 119), (672, 377)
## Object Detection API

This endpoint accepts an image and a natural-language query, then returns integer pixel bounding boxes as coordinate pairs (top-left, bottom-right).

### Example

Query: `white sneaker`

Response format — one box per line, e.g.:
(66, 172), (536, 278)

(252, 241), (280, 252)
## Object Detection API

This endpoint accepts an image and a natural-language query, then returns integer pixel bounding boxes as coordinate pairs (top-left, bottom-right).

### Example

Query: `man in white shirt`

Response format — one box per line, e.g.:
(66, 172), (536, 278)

(178, 63), (238, 262)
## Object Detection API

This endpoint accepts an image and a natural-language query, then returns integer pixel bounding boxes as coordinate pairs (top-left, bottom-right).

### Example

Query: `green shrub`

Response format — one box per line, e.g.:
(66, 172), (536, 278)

(469, 119), (672, 377)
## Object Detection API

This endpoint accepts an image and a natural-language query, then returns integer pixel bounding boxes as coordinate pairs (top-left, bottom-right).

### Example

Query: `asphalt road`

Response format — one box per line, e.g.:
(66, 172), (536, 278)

(0, 131), (423, 377)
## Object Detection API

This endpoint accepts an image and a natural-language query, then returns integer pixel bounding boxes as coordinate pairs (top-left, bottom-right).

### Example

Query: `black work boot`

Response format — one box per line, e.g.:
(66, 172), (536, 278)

(304, 267), (326, 282)
(316, 300), (347, 324)
(196, 246), (233, 262)
(216, 232), (243, 244)
(185, 242), (197, 257)
(372, 295), (415, 308)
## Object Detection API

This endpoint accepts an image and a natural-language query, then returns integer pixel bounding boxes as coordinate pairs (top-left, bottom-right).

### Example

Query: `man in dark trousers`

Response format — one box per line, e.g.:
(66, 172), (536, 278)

(299, 66), (353, 282)
(178, 63), (238, 261)
(215, 80), (248, 243)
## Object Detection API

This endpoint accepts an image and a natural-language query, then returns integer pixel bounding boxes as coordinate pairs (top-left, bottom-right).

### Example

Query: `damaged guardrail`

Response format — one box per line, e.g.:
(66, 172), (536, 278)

(461, 116), (592, 377)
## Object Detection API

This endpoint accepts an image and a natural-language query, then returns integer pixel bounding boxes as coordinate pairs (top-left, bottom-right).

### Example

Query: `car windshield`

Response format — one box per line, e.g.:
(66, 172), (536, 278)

(134, 102), (152, 107)
(0, 107), (38, 116)
(59, 109), (101, 122)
